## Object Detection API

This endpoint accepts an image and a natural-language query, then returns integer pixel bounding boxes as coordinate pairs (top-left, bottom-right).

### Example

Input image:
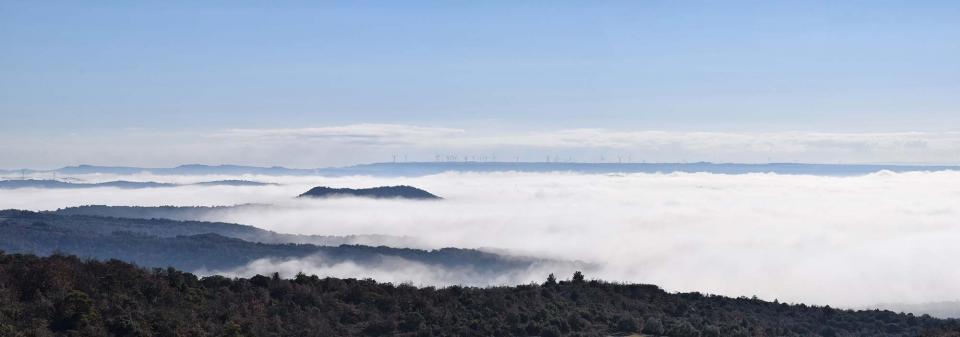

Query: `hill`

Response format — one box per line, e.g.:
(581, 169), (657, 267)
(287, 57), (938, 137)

(54, 164), (315, 176)
(0, 253), (958, 337)
(190, 180), (276, 186)
(15, 208), (372, 246)
(0, 179), (272, 189)
(48, 205), (425, 248)
(0, 179), (175, 189)
(298, 185), (441, 199)
(0, 210), (551, 275)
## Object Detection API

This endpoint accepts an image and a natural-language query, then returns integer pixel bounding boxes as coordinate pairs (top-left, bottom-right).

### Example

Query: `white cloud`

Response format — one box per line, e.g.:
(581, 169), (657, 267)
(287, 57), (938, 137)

(4, 124), (960, 168)
(213, 123), (465, 146)
(196, 254), (582, 288)
(461, 129), (960, 162)
(211, 125), (960, 157)
(4, 170), (960, 308)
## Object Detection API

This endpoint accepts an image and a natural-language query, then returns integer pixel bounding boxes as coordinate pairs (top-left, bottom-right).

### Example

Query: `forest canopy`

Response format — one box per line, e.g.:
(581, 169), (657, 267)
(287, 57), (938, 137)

(1, 252), (958, 337)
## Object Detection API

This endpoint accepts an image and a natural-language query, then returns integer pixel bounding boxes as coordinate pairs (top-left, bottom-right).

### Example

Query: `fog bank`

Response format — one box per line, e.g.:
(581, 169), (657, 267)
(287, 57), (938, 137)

(3, 170), (959, 307)
(197, 254), (585, 288)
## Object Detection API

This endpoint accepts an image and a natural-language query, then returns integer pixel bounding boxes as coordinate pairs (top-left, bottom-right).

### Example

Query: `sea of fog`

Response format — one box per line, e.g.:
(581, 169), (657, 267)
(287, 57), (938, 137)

(2, 170), (959, 309)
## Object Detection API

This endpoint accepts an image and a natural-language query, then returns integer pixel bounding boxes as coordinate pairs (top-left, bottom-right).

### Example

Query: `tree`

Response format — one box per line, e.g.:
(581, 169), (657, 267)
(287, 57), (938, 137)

(222, 322), (245, 337)
(572, 271), (585, 284)
(541, 325), (562, 337)
(544, 273), (557, 286)
(667, 319), (701, 337)
(52, 290), (98, 332)
(3, 252), (960, 337)
(702, 324), (722, 337)
(643, 317), (665, 335)
(616, 315), (640, 333)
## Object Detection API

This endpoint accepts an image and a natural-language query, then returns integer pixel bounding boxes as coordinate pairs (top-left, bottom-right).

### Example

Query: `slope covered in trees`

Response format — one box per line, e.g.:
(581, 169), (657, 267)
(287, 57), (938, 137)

(298, 186), (441, 200)
(0, 253), (957, 337)
(51, 205), (271, 223)
(17, 208), (415, 247)
(0, 210), (552, 274)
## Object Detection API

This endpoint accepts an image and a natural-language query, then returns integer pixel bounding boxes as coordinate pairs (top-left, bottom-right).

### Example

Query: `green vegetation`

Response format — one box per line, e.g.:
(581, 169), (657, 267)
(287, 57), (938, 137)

(1, 252), (958, 337)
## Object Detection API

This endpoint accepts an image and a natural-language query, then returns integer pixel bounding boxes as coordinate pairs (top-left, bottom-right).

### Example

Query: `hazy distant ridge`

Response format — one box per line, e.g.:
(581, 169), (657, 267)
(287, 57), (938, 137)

(0, 179), (273, 189)
(4, 162), (959, 177)
(46, 206), (416, 247)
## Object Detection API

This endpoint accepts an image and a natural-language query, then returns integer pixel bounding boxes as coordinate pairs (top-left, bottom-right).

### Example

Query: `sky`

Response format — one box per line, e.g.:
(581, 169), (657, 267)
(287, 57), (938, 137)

(1, 1), (959, 168)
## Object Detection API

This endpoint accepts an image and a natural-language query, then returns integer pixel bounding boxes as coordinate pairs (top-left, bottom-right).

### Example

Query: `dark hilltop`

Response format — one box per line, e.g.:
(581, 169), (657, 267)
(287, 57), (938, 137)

(298, 185), (441, 200)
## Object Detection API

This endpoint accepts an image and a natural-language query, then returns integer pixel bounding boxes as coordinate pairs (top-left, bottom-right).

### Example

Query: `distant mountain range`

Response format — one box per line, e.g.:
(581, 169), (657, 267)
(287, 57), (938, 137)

(0, 179), (273, 189)
(0, 164), (316, 176)
(3, 162), (959, 177)
(299, 185), (441, 199)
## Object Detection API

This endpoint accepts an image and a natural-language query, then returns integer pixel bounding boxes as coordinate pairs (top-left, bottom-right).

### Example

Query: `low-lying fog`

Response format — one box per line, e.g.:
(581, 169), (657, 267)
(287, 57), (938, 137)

(2, 170), (959, 308)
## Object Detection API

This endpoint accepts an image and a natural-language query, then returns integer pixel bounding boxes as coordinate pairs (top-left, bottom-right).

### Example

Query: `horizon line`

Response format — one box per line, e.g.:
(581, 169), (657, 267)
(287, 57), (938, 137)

(4, 161), (960, 172)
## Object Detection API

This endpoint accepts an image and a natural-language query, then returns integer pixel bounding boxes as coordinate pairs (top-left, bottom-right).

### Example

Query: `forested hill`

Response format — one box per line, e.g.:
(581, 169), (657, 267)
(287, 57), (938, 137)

(51, 204), (269, 222)
(299, 185), (441, 199)
(0, 210), (556, 274)
(1, 253), (958, 337)
(22, 208), (413, 247)
(9, 206), (350, 245)
(0, 179), (175, 189)
(49, 205), (424, 248)
(0, 179), (273, 189)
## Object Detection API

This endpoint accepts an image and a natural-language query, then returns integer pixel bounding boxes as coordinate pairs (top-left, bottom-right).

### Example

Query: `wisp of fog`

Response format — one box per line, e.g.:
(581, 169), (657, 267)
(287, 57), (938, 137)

(2, 170), (959, 308)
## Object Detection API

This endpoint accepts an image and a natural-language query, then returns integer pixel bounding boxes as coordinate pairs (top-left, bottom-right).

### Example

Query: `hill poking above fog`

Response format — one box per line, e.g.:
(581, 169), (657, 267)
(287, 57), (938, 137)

(298, 185), (441, 200)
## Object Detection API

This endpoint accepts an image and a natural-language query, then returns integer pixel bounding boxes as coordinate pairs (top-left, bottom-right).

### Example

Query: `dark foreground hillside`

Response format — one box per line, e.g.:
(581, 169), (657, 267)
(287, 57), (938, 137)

(1, 253), (958, 337)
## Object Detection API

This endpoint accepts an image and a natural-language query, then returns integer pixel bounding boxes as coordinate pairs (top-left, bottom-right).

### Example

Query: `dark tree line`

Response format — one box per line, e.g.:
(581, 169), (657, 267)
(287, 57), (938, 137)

(1, 252), (959, 337)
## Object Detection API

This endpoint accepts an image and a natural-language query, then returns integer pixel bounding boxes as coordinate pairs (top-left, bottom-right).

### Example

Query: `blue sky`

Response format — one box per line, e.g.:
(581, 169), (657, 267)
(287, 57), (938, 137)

(1, 1), (959, 167)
